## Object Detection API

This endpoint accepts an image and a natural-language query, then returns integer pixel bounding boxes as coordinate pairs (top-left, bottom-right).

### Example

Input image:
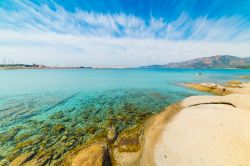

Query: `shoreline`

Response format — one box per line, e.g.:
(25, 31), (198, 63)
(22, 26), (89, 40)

(5, 80), (250, 165)
(56, 80), (250, 166)
(1, 67), (250, 70)
(63, 80), (250, 166)
(138, 81), (250, 165)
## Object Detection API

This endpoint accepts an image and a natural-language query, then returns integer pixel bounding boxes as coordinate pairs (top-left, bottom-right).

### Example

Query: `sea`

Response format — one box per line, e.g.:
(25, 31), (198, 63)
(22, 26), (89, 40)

(1, 68), (250, 163)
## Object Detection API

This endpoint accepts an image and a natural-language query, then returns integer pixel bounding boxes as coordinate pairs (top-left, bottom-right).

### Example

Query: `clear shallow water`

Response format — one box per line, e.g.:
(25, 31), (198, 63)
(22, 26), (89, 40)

(0, 68), (250, 163)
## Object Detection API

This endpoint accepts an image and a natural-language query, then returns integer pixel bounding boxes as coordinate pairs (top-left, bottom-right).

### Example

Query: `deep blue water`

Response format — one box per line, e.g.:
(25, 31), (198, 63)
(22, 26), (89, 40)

(0, 68), (250, 162)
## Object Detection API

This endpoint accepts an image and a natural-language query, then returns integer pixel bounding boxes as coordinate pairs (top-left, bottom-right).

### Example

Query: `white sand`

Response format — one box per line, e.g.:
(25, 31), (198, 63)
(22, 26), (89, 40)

(153, 94), (250, 166)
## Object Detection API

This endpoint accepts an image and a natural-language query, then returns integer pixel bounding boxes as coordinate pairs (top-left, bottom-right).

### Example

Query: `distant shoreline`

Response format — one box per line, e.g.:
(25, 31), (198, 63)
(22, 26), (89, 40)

(0, 66), (92, 70)
(1, 67), (250, 70)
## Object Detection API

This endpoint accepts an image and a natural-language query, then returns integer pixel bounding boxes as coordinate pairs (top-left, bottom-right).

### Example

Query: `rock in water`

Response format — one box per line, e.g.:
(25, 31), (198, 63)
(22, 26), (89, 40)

(71, 144), (108, 166)
(9, 152), (36, 166)
(107, 126), (117, 142)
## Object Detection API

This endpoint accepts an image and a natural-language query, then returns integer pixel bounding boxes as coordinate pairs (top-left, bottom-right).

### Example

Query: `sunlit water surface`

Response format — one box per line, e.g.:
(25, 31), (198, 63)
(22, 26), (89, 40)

(0, 68), (250, 162)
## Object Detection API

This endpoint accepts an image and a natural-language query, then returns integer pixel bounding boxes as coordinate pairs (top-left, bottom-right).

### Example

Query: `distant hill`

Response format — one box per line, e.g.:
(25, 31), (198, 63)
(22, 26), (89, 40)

(0, 64), (92, 70)
(140, 55), (250, 69)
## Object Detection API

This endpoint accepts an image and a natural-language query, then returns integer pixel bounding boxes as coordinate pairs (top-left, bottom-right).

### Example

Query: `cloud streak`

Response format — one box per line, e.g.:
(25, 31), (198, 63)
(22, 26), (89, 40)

(0, 0), (250, 67)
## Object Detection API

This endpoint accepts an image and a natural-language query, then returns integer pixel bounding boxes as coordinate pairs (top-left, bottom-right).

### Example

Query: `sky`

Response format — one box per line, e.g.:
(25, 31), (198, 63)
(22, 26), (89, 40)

(0, 0), (250, 67)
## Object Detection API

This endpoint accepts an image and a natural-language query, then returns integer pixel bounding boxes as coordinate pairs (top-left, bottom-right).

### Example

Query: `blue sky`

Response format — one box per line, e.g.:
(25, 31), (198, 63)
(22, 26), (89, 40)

(0, 0), (250, 67)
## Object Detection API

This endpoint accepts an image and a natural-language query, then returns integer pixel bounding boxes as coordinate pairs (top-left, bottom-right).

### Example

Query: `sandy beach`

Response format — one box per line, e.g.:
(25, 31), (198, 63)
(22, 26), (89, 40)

(138, 81), (250, 166)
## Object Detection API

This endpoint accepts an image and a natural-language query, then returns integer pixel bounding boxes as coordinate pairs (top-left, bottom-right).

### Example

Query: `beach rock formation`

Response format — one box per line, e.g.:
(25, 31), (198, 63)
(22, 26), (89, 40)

(107, 126), (117, 143)
(7, 81), (250, 166)
(70, 144), (108, 166)
(59, 143), (111, 166)
(184, 82), (250, 95)
(136, 81), (250, 166)
(240, 75), (250, 78)
(9, 152), (36, 166)
(111, 124), (144, 165)
(58, 81), (250, 166)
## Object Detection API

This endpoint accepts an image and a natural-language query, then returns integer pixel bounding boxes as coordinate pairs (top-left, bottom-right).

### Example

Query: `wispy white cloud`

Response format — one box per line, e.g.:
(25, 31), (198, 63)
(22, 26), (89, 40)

(0, 0), (250, 67)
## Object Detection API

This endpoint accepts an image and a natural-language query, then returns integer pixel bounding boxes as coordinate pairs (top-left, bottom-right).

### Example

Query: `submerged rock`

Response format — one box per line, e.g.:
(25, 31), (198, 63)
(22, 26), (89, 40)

(114, 124), (143, 153)
(16, 140), (34, 149)
(226, 80), (242, 88)
(61, 136), (68, 142)
(71, 144), (109, 166)
(9, 152), (36, 166)
(52, 124), (65, 133)
(15, 133), (30, 143)
(74, 128), (86, 136)
(23, 154), (52, 166)
(0, 159), (9, 166)
(65, 140), (75, 147)
(239, 75), (250, 78)
(0, 127), (22, 144)
(48, 112), (64, 120)
(107, 126), (117, 143)
(226, 80), (241, 85)
(85, 126), (98, 135)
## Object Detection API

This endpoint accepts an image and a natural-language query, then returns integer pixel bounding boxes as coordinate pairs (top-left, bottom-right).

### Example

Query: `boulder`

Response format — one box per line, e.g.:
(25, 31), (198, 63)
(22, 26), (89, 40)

(107, 126), (117, 142)
(9, 152), (35, 166)
(71, 144), (108, 166)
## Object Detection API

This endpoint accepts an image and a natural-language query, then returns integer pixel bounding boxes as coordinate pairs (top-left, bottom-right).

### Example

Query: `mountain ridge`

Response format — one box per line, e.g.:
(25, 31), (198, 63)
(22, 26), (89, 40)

(140, 55), (250, 69)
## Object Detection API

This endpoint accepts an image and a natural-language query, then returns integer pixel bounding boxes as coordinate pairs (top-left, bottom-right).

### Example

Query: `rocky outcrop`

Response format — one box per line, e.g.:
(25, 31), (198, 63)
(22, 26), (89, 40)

(9, 152), (36, 166)
(111, 124), (145, 166)
(70, 144), (108, 166)
(107, 126), (117, 143)
(137, 81), (250, 166)
(183, 83), (232, 95)
(184, 81), (250, 95)
(62, 81), (250, 166)
(240, 75), (250, 78)
(59, 143), (110, 166)
(7, 80), (250, 166)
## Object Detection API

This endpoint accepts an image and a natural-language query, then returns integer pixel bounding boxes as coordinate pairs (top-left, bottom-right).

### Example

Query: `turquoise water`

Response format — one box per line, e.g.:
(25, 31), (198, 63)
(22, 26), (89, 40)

(0, 68), (250, 163)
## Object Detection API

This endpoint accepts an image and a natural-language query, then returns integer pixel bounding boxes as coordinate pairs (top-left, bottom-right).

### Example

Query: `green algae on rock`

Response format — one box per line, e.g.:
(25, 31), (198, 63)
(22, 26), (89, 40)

(15, 133), (31, 143)
(0, 90), (173, 165)
(9, 152), (36, 166)
(0, 126), (22, 145)
(52, 124), (65, 133)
